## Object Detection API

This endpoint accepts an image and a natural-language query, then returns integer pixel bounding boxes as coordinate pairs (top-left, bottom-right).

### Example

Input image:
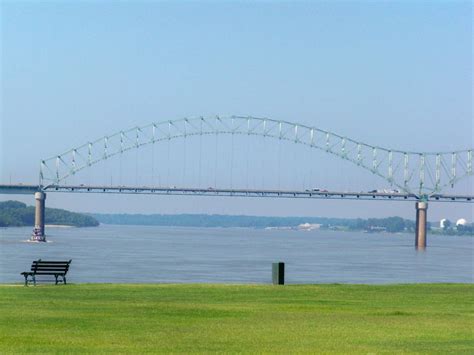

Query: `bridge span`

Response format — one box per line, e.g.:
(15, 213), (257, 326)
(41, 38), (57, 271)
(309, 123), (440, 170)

(0, 184), (472, 203)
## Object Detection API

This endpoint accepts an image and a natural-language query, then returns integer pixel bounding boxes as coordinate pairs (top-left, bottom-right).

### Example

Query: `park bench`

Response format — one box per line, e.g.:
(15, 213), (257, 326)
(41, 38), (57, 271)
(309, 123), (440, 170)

(21, 259), (72, 286)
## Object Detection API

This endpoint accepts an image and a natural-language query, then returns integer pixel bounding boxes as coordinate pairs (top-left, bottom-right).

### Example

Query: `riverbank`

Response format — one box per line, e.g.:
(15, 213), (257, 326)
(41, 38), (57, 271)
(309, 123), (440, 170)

(0, 283), (472, 353)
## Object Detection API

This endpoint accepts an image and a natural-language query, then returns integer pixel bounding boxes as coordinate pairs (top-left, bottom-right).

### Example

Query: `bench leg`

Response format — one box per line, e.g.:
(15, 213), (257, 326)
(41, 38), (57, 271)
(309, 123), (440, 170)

(33, 276), (36, 286)
(63, 276), (67, 285)
(54, 275), (59, 285)
(23, 275), (28, 287)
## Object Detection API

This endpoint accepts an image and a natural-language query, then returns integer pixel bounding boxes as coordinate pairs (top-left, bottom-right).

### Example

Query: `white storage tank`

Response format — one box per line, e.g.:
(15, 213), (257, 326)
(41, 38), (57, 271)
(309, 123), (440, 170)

(439, 219), (447, 228)
(456, 218), (467, 226)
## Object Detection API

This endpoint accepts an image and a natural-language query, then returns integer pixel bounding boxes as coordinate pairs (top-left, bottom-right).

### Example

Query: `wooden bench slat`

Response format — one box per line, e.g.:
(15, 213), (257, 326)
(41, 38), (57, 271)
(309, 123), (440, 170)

(32, 268), (69, 271)
(31, 271), (69, 274)
(34, 267), (68, 271)
(35, 272), (67, 275)
(33, 262), (69, 266)
(32, 263), (70, 265)
(31, 263), (69, 266)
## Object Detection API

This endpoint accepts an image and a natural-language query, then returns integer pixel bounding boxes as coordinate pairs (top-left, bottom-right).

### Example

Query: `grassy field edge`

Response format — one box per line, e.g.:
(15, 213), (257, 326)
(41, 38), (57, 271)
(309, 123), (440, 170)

(1, 283), (472, 353)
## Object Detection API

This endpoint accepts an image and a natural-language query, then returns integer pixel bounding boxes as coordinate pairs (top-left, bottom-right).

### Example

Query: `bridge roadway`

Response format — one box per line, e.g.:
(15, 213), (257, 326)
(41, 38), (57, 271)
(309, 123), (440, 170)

(0, 184), (472, 202)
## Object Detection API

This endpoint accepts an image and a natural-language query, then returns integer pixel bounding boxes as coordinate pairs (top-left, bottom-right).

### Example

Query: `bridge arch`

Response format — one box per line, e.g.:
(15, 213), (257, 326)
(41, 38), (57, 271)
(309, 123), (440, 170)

(40, 116), (473, 196)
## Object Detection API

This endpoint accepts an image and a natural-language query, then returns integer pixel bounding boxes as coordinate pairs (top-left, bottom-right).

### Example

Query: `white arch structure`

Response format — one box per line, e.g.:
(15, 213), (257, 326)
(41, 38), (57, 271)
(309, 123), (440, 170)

(40, 116), (473, 198)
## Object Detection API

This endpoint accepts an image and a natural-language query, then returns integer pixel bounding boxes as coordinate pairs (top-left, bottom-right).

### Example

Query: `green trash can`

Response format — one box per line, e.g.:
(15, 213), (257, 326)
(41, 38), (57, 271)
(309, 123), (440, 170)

(272, 262), (285, 285)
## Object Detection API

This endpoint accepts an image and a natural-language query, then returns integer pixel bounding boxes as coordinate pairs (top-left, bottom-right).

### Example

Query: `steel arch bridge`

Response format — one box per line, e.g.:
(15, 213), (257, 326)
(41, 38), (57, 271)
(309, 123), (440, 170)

(40, 115), (473, 198)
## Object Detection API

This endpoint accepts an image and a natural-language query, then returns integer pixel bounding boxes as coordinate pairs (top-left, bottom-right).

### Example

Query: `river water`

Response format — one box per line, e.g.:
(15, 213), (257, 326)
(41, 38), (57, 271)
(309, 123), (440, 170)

(0, 225), (472, 284)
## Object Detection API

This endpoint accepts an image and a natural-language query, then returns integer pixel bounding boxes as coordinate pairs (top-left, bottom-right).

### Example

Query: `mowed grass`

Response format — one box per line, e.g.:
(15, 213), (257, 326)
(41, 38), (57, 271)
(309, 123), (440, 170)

(0, 284), (472, 353)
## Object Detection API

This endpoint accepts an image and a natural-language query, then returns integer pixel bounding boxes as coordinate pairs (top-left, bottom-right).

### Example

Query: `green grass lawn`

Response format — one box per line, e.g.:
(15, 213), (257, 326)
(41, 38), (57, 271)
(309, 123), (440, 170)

(0, 284), (472, 353)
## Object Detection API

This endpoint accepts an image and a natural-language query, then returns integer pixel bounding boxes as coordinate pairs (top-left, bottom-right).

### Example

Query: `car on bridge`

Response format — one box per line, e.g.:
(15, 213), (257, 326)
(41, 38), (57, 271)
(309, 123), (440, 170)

(305, 188), (329, 193)
(382, 189), (400, 194)
(368, 189), (400, 194)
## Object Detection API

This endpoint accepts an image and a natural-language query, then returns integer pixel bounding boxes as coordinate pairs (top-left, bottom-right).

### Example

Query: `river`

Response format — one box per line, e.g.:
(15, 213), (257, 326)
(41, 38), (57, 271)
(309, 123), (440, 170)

(0, 225), (472, 284)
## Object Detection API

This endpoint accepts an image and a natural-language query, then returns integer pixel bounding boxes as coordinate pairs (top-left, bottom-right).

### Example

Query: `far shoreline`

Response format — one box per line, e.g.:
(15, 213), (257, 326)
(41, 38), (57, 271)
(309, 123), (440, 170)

(0, 223), (471, 237)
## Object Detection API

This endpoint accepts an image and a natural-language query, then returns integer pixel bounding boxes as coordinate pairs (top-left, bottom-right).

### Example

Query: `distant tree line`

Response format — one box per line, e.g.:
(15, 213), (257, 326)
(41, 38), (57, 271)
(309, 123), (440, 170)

(345, 217), (417, 233)
(454, 224), (473, 236)
(92, 213), (419, 233)
(0, 200), (99, 227)
(91, 213), (346, 228)
(92, 213), (472, 235)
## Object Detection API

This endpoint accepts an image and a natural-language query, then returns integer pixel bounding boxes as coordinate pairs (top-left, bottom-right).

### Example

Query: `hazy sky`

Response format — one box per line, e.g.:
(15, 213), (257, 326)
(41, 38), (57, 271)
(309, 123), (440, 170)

(1, 1), (472, 221)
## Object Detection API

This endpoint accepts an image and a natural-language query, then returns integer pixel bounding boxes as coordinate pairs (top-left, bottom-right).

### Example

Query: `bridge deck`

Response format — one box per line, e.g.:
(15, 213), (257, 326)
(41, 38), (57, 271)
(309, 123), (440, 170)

(0, 184), (472, 202)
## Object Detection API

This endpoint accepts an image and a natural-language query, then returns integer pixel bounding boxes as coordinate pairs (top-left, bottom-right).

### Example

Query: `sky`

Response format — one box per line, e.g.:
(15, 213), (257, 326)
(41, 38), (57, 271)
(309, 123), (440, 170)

(0, 1), (472, 222)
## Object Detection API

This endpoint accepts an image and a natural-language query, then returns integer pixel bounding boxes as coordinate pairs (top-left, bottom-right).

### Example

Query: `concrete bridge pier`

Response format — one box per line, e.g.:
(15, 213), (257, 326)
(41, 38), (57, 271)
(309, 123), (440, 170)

(415, 201), (428, 249)
(34, 192), (46, 240)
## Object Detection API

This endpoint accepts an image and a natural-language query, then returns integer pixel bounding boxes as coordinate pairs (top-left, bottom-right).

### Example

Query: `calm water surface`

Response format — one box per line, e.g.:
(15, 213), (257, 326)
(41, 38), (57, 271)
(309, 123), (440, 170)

(1, 225), (472, 284)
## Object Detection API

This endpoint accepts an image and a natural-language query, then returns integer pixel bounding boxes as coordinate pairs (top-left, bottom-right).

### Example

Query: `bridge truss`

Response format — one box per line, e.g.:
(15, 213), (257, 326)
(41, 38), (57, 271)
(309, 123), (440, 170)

(39, 116), (473, 198)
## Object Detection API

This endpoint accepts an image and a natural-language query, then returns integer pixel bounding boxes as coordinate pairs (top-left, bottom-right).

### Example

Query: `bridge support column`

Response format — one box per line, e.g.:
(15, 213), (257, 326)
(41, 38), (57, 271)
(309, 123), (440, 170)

(415, 201), (428, 249)
(33, 192), (46, 241)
